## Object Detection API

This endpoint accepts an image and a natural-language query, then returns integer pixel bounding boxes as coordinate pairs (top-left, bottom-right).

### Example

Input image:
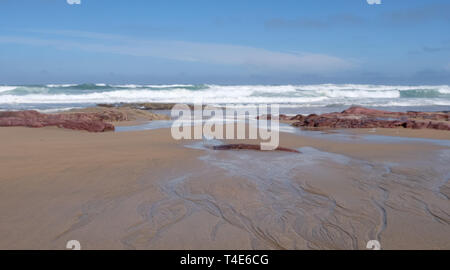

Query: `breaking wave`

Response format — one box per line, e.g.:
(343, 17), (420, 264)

(0, 84), (449, 110)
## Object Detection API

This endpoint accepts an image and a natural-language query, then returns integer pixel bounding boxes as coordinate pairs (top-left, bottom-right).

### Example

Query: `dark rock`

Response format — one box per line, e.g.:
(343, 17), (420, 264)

(256, 114), (290, 120)
(289, 114), (306, 121)
(0, 110), (115, 132)
(291, 106), (450, 131)
(213, 144), (300, 153)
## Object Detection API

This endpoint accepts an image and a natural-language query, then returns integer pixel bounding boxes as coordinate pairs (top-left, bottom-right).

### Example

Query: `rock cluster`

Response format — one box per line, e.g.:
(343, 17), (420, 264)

(0, 110), (116, 132)
(290, 106), (450, 131)
(256, 114), (290, 120)
(213, 144), (300, 153)
(98, 102), (177, 110)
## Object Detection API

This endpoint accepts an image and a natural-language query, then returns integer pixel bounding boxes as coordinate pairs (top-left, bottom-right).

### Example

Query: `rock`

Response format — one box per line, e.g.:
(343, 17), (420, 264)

(65, 107), (170, 121)
(97, 103), (116, 108)
(120, 103), (177, 110)
(99, 102), (220, 111)
(0, 110), (115, 132)
(291, 106), (450, 131)
(289, 114), (306, 121)
(341, 106), (388, 115)
(341, 106), (449, 121)
(213, 144), (300, 153)
(256, 114), (290, 120)
(427, 121), (450, 131)
(0, 106), (171, 132)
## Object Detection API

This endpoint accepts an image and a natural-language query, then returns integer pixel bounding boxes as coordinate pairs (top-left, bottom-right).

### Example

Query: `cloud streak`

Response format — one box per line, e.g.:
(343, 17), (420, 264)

(408, 41), (450, 55)
(422, 45), (450, 53)
(266, 3), (450, 32)
(0, 30), (356, 74)
(384, 3), (450, 24)
(265, 14), (364, 30)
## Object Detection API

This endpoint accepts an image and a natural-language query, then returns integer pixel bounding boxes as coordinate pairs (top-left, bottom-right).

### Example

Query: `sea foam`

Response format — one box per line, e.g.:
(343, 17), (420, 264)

(0, 84), (449, 110)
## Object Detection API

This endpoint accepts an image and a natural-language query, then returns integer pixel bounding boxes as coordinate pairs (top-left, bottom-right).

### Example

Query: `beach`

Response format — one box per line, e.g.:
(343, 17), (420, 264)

(1, 120), (449, 250)
(2, 0), (450, 258)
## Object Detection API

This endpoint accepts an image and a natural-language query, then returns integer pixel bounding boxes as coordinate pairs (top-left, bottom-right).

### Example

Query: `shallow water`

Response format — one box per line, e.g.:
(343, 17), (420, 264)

(116, 119), (450, 147)
(121, 138), (450, 249)
(112, 109), (450, 249)
(278, 123), (450, 147)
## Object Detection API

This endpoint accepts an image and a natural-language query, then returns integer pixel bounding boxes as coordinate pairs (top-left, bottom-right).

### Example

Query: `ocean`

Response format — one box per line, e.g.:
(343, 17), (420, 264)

(1, 83), (449, 114)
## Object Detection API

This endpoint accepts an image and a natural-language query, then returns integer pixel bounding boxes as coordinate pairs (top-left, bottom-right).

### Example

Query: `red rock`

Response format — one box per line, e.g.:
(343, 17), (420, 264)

(291, 106), (450, 131)
(289, 114), (305, 121)
(340, 106), (449, 121)
(0, 110), (115, 132)
(213, 144), (300, 153)
(341, 106), (388, 115)
(256, 114), (290, 120)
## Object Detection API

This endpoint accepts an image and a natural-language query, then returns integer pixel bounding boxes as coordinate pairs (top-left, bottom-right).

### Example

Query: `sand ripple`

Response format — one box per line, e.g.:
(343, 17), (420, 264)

(120, 144), (450, 250)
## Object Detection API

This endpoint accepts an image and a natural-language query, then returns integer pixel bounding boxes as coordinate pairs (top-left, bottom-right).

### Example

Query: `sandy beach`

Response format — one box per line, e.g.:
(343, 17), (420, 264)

(2, 0), (450, 258)
(0, 123), (448, 250)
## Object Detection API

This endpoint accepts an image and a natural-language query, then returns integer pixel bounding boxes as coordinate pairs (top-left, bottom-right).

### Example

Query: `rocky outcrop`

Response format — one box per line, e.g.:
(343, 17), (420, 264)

(213, 144), (300, 153)
(98, 102), (220, 111)
(336, 106), (449, 121)
(0, 110), (115, 132)
(290, 106), (450, 131)
(66, 107), (170, 121)
(0, 106), (171, 132)
(98, 102), (177, 110)
(256, 114), (290, 120)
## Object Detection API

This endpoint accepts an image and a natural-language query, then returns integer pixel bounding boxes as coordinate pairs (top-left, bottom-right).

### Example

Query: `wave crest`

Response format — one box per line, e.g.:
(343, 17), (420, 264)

(0, 84), (449, 108)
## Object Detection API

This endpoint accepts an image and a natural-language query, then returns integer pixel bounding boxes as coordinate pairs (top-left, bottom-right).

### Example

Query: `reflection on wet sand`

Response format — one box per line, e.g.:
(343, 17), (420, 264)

(122, 138), (450, 250)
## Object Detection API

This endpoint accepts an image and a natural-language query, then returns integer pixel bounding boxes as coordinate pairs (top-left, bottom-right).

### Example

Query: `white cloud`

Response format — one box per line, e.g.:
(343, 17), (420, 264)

(67, 0), (81, 5)
(0, 31), (356, 74)
(367, 0), (381, 5)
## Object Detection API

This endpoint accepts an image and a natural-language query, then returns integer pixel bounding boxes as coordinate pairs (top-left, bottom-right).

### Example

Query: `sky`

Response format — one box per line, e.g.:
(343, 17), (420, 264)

(0, 0), (449, 85)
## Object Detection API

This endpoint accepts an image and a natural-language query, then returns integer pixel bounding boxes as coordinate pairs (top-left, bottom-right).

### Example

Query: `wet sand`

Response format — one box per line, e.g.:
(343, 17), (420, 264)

(337, 128), (450, 141)
(0, 125), (449, 250)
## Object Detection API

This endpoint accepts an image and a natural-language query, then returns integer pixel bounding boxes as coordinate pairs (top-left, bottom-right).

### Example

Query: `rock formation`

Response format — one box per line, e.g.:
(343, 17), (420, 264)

(0, 110), (115, 132)
(0, 106), (171, 132)
(213, 144), (300, 153)
(290, 106), (450, 131)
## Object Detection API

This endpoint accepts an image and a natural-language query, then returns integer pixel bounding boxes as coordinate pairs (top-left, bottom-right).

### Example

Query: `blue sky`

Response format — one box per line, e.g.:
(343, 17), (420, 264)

(0, 0), (449, 84)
